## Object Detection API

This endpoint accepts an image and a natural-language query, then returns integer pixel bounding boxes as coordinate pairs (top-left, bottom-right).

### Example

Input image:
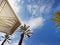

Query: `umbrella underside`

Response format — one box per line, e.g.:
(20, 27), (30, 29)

(0, 0), (21, 35)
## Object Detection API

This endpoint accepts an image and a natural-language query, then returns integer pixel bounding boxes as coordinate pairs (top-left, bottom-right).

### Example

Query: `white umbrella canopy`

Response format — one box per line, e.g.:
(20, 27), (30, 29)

(0, 0), (21, 35)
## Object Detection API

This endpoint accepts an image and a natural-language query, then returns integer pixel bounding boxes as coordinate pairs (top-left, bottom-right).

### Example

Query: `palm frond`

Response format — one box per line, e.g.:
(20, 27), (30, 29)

(58, 28), (60, 30)
(27, 34), (30, 38)
(20, 26), (24, 29)
(20, 24), (32, 38)
(55, 23), (60, 27)
(1, 36), (4, 38)
(8, 39), (11, 40)
(26, 26), (30, 29)
(26, 30), (31, 32)
(51, 12), (60, 30)
(24, 24), (26, 27)
(7, 41), (9, 43)
(51, 18), (60, 22)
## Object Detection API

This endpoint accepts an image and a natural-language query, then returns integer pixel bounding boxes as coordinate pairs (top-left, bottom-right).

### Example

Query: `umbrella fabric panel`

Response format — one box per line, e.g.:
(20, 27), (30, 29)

(0, 0), (21, 35)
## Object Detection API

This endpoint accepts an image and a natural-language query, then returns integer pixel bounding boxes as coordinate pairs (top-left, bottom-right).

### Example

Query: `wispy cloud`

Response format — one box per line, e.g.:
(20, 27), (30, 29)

(39, 0), (55, 14)
(27, 4), (39, 16)
(27, 0), (55, 18)
(27, 17), (45, 30)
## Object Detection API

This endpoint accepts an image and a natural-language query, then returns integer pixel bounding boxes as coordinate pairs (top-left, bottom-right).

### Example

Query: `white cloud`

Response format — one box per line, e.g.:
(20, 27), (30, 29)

(0, 42), (2, 45)
(27, 0), (55, 17)
(0, 32), (5, 36)
(26, 17), (45, 30)
(40, 5), (46, 14)
(11, 43), (18, 45)
(27, 4), (39, 16)
(32, 5), (39, 15)
(27, 5), (32, 13)
(40, 0), (55, 13)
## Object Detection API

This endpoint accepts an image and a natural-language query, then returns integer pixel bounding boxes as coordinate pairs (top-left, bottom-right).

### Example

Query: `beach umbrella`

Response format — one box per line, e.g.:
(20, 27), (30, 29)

(0, 0), (21, 35)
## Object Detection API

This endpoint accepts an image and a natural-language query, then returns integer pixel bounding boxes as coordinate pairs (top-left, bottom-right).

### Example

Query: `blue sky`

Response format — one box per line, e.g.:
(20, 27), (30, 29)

(0, 0), (60, 45)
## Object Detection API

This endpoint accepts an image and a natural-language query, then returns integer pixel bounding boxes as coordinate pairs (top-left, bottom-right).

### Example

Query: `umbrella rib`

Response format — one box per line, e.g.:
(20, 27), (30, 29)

(0, 0), (6, 13)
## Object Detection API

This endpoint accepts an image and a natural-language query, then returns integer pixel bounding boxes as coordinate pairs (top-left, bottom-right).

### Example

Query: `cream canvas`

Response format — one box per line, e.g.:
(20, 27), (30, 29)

(0, 0), (21, 35)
